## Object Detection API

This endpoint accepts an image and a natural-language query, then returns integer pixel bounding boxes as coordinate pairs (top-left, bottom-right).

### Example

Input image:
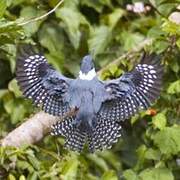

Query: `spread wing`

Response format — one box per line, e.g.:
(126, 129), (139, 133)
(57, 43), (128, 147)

(16, 47), (73, 116)
(100, 53), (163, 121)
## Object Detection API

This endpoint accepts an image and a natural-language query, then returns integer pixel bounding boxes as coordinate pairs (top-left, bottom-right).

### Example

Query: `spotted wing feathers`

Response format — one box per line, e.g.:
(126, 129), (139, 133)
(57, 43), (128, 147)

(16, 47), (70, 116)
(135, 54), (163, 104)
(102, 53), (163, 121)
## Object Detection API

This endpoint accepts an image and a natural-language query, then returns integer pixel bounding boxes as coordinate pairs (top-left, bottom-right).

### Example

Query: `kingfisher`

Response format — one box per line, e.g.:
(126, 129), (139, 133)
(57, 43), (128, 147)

(16, 47), (163, 152)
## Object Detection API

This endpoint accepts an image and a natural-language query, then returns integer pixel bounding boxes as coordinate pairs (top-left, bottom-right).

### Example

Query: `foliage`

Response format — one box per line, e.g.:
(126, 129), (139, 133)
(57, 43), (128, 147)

(0, 0), (180, 179)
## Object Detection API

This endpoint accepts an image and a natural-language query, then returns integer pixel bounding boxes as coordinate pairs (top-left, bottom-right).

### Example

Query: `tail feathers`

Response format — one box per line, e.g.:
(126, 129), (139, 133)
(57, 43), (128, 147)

(51, 116), (121, 152)
(51, 117), (86, 152)
(88, 115), (121, 152)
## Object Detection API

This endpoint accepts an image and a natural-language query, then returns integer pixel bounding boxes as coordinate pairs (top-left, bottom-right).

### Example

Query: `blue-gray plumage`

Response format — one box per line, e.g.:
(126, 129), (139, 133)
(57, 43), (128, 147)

(16, 48), (163, 152)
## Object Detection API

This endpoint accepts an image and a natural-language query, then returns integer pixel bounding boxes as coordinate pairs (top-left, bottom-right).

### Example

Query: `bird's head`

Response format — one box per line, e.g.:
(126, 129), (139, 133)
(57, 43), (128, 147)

(79, 55), (96, 80)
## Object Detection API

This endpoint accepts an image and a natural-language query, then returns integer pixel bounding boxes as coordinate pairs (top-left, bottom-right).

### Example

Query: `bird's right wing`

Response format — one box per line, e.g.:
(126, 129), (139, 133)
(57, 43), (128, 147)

(99, 53), (163, 122)
(16, 47), (73, 116)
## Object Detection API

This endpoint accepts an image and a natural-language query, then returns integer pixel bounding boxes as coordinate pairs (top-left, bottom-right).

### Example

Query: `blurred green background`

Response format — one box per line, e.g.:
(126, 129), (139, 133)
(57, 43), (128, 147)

(0, 0), (180, 179)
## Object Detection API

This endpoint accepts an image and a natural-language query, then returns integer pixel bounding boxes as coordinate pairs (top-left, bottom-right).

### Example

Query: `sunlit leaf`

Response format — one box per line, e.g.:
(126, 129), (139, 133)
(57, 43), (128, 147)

(20, 6), (45, 36)
(106, 8), (124, 29)
(0, 0), (6, 18)
(167, 80), (180, 94)
(88, 26), (112, 57)
(80, 0), (104, 13)
(19, 175), (26, 180)
(87, 154), (109, 171)
(102, 170), (118, 180)
(61, 155), (79, 180)
(153, 126), (180, 155)
(8, 79), (22, 97)
(162, 19), (180, 35)
(56, 7), (89, 49)
(152, 113), (167, 130)
(120, 31), (144, 51)
(144, 148), (161, 160)
(139, 168), (174, 180)
(123, 169), (138, 180)
(8, 174), (16, 180)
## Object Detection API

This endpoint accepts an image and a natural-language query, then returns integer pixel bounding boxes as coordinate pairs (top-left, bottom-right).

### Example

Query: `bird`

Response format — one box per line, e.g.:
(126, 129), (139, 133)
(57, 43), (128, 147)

(16, 47), (163, 153)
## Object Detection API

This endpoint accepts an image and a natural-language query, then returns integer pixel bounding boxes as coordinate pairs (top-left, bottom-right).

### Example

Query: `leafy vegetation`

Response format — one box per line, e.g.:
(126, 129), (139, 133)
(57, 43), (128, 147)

(0, 0), (180, 179)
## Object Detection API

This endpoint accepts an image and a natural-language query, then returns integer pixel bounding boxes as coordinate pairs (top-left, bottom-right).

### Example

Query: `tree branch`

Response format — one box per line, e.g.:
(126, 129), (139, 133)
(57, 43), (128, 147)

(1, 38), (151, 147)
(1, 112), (57, 147)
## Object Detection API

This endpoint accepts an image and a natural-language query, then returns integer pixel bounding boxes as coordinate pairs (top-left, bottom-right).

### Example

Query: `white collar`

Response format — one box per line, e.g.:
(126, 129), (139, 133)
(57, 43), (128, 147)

(79, 68), (96, 80)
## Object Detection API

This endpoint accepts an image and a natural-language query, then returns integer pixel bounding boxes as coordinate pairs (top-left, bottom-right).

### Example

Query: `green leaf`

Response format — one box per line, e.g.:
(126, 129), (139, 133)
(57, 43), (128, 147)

(3, 93), (30, 124)
(20, 6), (45, 36)
(63, 0), (79, 7)
(45, 53), (64, 73)
(8, 174), (16, 180)
(100, 0), (112, 7)
(169, 60), (179, 73)
(87, 154), (109, 171)
(39, 24), (64, 53)
(0, 89), (8, 98)
(80, 0), (103, 13)
(19, 175), (26, 180)
(102, 170), (118, 180)
(162, 19), (180, 35)
(139, 167), (174, 180)
(17, 160), (34, 172)
(147, 26), (166, 39)
(108, 64), (119, 75)
(176, 38), (180, 49)
(120, 31), (144, 51)
(99, 151), (122, 171)
(56, 7), (89, 49)
(88, 26), (112, 56)
(135, 145), (147, 170)
(0, 0), (6, 18)
(0, 19), (21, 33)
(38, 24), (66, 72)
(144, 148), (161, 160)
(151, 39), (169, 54)
(61, 155), (79, 180)
(123, 169), (139, 180)
(152, 113), (167, 130)
(107, 8), (124, 29)
(27, 155), (40, 170)
(8, 79), (22, 97)
(167, 80), (180, 94)
(0, 19), (23, 45)
(153, 126), (180, 155)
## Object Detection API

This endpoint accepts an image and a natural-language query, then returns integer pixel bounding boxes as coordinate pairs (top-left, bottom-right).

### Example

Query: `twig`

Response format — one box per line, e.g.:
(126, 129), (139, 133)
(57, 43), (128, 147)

(18, 0), (64, 26)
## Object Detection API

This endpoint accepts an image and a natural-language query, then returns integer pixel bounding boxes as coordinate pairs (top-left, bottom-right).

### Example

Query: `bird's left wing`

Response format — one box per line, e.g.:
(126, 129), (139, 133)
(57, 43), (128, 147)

(99, 53), (163, 122)
(16, 48), (73, 116)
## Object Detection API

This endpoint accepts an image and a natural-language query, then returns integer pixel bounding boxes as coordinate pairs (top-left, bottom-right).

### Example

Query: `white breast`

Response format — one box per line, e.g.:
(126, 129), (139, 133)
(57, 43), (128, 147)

(79, 68), (96, 80)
